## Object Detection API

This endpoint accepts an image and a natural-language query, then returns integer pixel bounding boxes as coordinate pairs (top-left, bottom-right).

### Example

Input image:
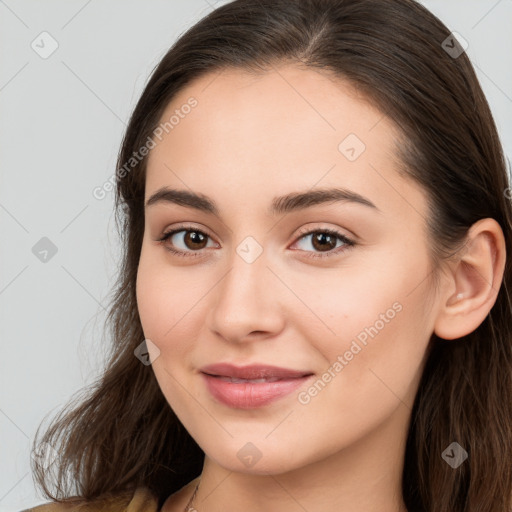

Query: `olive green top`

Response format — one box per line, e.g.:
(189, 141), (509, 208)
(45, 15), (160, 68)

(21, 487), (159, 512)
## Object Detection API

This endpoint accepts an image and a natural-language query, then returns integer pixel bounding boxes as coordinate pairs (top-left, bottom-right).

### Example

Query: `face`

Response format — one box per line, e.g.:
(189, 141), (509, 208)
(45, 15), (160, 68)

(136, 64), (441, 475)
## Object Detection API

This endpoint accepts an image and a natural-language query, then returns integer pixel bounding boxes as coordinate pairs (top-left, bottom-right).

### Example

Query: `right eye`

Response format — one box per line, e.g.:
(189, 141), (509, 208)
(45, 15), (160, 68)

(157, 226), (217, 257)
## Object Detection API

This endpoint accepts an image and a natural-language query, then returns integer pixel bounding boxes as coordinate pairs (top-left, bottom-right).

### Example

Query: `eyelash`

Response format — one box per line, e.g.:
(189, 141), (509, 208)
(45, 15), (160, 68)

(157, 224), (356, 260)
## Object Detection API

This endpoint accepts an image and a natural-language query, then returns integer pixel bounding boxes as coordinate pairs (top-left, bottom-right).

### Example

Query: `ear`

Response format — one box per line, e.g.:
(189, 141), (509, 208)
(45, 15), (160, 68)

(434, 218), (506, 340)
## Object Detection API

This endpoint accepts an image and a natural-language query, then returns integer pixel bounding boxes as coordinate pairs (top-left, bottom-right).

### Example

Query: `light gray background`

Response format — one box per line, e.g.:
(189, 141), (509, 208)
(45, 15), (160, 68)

(1, 1), (511, 510)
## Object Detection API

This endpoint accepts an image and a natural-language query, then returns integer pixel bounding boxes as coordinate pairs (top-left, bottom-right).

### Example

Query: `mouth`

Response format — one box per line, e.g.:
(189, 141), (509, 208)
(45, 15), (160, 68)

(200, 362), (313, 380)
(206, 376), (286, 383)
(199, 363), (314, 409)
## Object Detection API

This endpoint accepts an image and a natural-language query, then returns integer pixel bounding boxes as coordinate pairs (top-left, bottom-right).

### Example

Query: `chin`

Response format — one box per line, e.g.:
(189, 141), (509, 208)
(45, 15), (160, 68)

(199, 434), (322, 476)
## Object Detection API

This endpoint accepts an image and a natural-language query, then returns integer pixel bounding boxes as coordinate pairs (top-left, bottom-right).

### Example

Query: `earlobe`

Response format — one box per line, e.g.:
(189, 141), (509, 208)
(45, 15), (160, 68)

(433, 218), (506, 341)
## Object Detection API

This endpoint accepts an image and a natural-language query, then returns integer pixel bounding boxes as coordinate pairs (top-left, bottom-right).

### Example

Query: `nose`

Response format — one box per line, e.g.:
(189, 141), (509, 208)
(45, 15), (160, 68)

(207, 248), (285, 344)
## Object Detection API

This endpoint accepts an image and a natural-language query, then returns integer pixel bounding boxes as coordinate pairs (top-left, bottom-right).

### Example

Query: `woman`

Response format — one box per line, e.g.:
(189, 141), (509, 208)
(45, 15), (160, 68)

(26, 0), (512, 511)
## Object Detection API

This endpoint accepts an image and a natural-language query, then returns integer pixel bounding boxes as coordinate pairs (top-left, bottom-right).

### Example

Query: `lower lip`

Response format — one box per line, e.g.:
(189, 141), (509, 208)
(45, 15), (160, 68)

(201, 373), (313, 409)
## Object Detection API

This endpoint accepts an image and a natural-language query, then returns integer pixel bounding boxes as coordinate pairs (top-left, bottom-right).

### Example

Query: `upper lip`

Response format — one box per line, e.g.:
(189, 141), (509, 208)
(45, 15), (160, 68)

(200, 363), (313, 380)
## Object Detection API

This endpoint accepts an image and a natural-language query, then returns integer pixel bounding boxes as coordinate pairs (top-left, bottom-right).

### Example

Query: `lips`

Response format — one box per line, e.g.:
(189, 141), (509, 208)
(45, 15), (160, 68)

(199, 363), (314, 409)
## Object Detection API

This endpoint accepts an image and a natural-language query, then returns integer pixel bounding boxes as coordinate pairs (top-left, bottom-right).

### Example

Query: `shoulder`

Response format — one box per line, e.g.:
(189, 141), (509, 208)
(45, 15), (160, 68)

(20, 487), (159, 512)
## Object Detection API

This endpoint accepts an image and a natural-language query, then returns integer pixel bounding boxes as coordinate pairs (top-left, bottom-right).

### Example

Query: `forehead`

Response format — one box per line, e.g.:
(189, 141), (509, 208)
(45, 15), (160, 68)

(150, 64), (389, 161)
(144, 64), (427, 221)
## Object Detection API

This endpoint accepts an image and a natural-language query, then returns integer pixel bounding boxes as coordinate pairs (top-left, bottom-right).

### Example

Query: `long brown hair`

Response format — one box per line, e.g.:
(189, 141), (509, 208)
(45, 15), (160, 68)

(32, 1), (512, 510)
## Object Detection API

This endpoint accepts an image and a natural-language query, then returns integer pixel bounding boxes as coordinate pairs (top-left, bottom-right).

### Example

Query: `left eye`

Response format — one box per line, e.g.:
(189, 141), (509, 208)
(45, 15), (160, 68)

(158, 227), (355, 259)
(291, 229), (355, 258)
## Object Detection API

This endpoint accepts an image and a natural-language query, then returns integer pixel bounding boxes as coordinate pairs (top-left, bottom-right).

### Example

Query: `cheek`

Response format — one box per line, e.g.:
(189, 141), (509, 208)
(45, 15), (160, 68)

(136, 256), (204, 415)
(300, 246), (433, 390)
(296, 256), (424, 342)
(136, 249), (202, 355)
(292, 291), (430, 454)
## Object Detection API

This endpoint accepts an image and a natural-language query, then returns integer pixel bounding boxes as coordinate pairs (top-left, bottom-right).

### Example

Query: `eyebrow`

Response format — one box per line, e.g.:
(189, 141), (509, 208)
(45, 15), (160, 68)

(144, 186), (379, 216)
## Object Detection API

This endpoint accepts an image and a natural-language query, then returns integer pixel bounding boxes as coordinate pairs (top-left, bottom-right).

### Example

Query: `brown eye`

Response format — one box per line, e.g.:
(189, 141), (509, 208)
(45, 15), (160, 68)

(291, 228), (356, 260)
(310, 232), (338, 252)
(158, 227), (215, 256)
(182, 230), (208, 250)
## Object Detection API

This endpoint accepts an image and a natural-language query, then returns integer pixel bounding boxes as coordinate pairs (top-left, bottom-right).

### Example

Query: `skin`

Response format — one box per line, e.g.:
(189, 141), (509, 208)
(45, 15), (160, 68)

(135, 64), (506, 512)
